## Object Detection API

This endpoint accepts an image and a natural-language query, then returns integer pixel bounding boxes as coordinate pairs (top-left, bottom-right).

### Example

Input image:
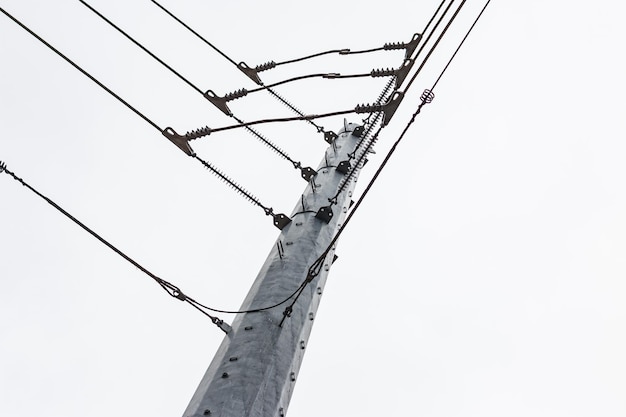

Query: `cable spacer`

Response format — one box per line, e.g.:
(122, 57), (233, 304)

(421, 89), (435, 104)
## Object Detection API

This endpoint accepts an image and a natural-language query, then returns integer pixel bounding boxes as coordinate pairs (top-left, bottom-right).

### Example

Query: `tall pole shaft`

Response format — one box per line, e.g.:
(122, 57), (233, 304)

(183, 122), (364, 417)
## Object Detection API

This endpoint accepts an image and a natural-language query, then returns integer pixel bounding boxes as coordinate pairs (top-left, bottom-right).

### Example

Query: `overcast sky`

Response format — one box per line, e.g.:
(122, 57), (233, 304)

(1, 1), (625, 416)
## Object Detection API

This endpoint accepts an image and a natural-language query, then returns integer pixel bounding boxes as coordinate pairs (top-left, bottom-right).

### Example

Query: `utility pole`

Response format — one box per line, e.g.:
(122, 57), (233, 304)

(183, 121), (366, 417)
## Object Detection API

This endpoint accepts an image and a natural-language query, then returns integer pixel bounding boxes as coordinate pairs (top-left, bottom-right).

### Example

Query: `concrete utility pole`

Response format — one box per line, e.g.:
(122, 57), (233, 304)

(183, 122), (365, 417)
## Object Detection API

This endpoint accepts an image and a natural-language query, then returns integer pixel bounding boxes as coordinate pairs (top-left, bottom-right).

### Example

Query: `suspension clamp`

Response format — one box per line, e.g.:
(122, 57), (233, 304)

(238, 61), (263, 85)
(203, 90), (232, 116)
(161, 128), (196, 156)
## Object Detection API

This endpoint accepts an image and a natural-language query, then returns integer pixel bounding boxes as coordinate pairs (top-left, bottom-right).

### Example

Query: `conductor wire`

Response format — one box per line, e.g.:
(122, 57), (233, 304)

(0, 161), (229, 330)
(0, 6), (162, 133)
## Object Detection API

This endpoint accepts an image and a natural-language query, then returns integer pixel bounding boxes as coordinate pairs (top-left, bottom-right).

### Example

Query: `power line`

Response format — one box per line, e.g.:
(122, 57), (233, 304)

(0, 161), (230, 332)
(150, 0), (335, 137)
(1, 6), (289, 229)
(0, 6), (162, 134)
(0, 160), (305, 325)
(279, 0), (494, 325)
(79, 0), (315, 182)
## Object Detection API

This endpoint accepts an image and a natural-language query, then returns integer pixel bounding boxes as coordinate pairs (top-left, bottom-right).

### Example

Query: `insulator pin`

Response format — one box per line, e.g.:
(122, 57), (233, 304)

(383, 41), (406, 51)
(370, 68), (395, 78)
(354, 103), (384, 114)
(224, 88), (248, 102)
(185, 126), (212, 140)
(255, 61), (276, 72)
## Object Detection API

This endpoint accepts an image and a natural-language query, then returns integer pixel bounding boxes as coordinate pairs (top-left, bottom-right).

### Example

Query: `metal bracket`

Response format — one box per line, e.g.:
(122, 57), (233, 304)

(336, 160), (351, 174)
(238, 61), (263, 85)
(352, 125), (364, 138)
(273, 213), (292, 230)
(300, 166), (317, 182)
(405, 33), (422, 58)
(395, 58), (415, 89)
(324, 130), (338, 144)
(161, 128), (196, 156)
(315, 205), (334, 223)
(203, 90), (232, 116)
(382, 91), (405, 127)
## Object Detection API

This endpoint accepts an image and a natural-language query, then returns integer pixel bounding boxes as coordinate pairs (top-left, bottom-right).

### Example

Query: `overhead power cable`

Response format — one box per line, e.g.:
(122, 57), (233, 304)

(150, 0), (334, 138)
(254, 32), (420, 71)
(0, 161), (231, 332)
(178, 0), (463, 142)
(279, 0), (494, 325)
(78, 0), (315, 182)
(0, 160), (317, 318)
(0, 6), (290, 229)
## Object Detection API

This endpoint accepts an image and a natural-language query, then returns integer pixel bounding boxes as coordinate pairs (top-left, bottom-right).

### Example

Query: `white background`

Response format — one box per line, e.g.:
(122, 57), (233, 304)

(1, 1), (625, 416)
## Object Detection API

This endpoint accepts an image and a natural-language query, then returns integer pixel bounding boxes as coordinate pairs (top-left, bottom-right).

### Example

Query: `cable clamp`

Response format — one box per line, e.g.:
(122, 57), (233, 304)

(0, 161), (6, 174)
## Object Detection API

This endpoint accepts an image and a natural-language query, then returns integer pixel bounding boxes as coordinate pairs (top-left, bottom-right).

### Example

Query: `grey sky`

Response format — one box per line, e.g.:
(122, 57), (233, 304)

(1, 1), (625, 416)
